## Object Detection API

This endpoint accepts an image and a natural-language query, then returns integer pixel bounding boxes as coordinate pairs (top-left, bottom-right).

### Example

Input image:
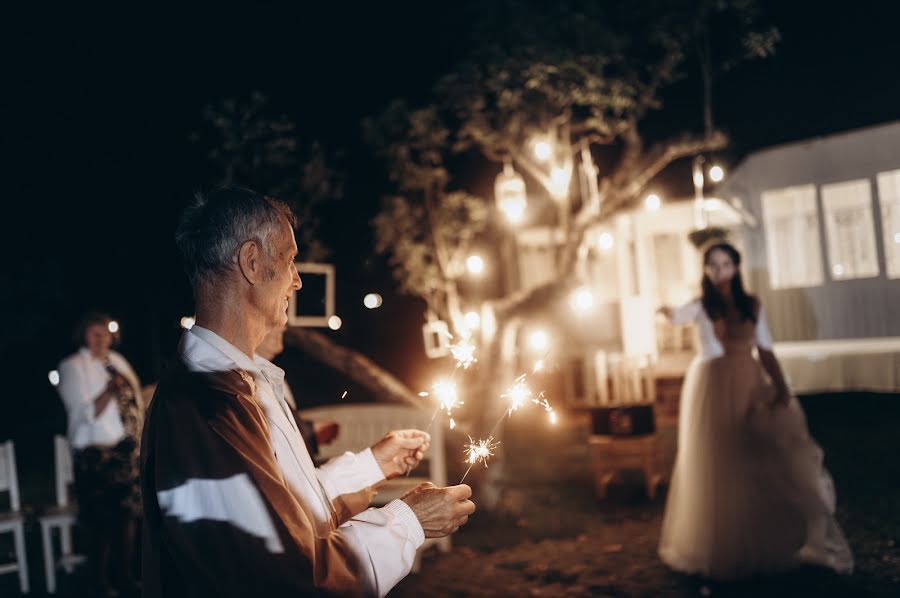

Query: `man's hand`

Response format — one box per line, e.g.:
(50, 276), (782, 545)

(400, 482), (475, 538)
(371, 430), (430, 479)
(313, 421), (339, 446)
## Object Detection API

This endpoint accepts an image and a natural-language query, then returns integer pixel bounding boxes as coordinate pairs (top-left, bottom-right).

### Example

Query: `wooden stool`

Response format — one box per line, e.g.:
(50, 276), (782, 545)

(588, 434), (661, 499)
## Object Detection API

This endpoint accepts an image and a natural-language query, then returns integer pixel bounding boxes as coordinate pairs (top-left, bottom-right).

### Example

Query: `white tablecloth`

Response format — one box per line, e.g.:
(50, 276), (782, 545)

(774, 338), (900, 393)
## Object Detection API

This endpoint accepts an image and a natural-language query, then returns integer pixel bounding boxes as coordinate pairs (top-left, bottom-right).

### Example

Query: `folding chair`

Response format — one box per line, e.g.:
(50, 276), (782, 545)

(0, 439), (29, 593)
(38, 436), (86, 593)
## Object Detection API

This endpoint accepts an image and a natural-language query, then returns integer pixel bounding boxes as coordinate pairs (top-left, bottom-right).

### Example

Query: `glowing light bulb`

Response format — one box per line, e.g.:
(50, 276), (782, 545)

(528, 329), (550, 353)
(466, 255), (485, 275)
(597, 232), (614, 252)
(644, 193), (661, 211)
(364, 293), (383, 309)
(180, 316), (195, 330)
(533, 140), (552, 162)
(328, 315), (342, 330)
(570, 287), (595, 315)
(709, 165), (725, 183)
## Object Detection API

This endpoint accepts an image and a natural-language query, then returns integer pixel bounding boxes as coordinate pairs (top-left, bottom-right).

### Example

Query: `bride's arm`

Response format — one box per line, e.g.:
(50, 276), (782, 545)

(755, 303), (791, 405)
(657, 300), (701, 325)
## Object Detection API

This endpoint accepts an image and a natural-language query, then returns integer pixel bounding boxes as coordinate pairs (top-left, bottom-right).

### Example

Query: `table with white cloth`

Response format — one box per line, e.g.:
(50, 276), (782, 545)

(774, 337), (900, 394)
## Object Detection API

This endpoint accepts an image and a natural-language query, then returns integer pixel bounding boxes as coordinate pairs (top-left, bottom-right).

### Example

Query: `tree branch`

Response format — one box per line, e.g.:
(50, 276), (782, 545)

(611, 131), (728, 208)
(283, 327), (419, 406)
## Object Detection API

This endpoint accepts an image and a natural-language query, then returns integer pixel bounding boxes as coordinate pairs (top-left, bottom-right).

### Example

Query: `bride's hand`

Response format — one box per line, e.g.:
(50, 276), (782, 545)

(773, 387), (791, 407)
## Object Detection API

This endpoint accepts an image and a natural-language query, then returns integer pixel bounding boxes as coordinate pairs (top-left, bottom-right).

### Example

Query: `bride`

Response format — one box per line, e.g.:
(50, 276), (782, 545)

(657, 240), (853, 580)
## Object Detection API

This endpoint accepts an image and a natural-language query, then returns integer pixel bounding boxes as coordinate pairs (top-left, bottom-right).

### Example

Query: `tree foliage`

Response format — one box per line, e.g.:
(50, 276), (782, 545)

(194, 92), (343, 261)
(368, 0), (778, 330)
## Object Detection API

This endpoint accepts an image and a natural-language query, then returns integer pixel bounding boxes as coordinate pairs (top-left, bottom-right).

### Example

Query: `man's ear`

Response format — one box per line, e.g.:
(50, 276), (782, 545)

(237, 240), (264, 284)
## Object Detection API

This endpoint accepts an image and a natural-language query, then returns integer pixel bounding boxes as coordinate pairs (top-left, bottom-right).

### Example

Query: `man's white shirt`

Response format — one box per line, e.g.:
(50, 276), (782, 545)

(178, 326), (424, 597)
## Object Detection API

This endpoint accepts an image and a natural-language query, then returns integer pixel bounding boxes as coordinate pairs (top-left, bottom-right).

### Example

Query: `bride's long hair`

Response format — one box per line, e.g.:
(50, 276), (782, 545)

(700, 241), (757, 323)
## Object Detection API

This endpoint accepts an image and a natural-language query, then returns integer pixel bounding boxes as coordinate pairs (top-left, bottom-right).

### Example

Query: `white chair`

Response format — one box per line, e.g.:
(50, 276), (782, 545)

(299, 404), (451, 570)
(38, 436), (86, 593)
(0, 439), (29, 593)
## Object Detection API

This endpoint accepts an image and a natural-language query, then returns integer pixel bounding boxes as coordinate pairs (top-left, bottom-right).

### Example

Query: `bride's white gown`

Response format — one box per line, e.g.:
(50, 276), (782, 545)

(658, 300), (853, 579)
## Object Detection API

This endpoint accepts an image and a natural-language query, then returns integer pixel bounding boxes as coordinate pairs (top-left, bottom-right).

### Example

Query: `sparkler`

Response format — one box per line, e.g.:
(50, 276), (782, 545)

(449, 336), (478, 370)
(502, 375), (533, 414)
(460, 435), (499, 483)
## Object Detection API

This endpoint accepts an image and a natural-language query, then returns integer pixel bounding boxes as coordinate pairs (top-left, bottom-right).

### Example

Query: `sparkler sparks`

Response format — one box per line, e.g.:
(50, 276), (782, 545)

(431, 379), (462, 414)
(449, 337), (478, 370)
(502, 376), (534, 414)
(460, 435), (499, 483)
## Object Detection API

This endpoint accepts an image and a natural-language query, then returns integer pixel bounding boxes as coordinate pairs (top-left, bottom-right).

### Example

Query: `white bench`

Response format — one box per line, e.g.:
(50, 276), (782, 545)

(299, 403), (451, 570)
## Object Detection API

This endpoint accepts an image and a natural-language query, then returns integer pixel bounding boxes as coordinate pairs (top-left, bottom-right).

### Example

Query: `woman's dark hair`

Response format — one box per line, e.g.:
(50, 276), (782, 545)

(73, 311), (120, 347)
(701, 242), (757, 323)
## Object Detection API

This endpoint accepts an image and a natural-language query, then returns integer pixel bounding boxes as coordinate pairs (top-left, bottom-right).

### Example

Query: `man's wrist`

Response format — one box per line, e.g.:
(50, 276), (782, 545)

(383, 499), (425, 547)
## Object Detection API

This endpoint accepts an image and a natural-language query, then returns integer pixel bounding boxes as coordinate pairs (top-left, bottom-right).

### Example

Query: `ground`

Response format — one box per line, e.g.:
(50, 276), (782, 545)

(391, 393), (900, 597)
(1, 394), (898, 596)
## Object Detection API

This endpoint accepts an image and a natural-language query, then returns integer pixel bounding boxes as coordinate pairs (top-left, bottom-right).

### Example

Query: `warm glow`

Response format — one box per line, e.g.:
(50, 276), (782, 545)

(463, 311), (481, 330)
(533, 140), (552, 162)
(180, 316), (195, 330)
(597, 232), (614, 252)
(449, 337), (477, 370)
(503, 380), (534, 413)
(644, 193), (661, 211)
(432, 379), (461, 413)
(107, 320), (120, 334)
(48, 370), (60, 386)
(570, 287), (595, 315)
(500, 197), (527, 224)
(466, 255), (485, 275)
(550, 166), (571, 198)
(363, 293), (383, 309)
(693, 169), (705, 188)
(533, 359), (544, 373)
(495, 163), (528, 225)
(709, 165), (725, 183)
(328, 315), (343, 330)
(549, 410), (558, 425)
(527, 329), (550, 353)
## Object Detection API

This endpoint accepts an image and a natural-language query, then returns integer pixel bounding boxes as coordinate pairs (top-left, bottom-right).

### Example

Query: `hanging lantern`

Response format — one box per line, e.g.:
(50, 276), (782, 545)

(494, 163), (527, 225)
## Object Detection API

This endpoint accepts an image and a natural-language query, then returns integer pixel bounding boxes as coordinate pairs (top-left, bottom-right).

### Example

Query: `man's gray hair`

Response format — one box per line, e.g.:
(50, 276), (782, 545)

(175, 187), (297, 290)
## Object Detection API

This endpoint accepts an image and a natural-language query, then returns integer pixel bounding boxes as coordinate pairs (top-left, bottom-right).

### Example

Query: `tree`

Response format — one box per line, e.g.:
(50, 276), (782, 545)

(367, 1), (778, 450)
(195, 93), (420, 404)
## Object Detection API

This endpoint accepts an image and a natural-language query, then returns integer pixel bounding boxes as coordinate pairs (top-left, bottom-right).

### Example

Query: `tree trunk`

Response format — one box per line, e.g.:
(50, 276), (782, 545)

(283, 327), (419, 406)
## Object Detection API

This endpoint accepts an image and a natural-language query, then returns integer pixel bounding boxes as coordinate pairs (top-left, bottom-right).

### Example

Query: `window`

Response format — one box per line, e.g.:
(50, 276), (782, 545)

(761, 184), (824, 289)
(821, 179), (879, 280)
(876, 169), (900, 279)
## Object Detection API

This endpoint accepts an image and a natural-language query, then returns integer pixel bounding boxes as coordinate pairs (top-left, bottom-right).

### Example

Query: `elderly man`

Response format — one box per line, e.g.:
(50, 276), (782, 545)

(141, 187), (475, 597)
(256, 323), (340, 458)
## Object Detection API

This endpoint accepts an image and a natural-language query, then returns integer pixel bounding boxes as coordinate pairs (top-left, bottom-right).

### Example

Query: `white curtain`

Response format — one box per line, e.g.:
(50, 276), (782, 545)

(761, 184), (824, 289)
(820, 179), (879, 280)
(877, 169), (900, 279)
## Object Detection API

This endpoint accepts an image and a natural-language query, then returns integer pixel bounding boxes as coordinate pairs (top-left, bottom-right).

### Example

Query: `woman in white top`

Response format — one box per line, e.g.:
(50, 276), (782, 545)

(657, 241), (853, 580)
(57, 312), (144, 596)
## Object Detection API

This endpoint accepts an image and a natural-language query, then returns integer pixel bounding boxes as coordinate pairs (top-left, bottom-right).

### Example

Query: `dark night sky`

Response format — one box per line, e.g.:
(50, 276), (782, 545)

(3, 1), (900, 446)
